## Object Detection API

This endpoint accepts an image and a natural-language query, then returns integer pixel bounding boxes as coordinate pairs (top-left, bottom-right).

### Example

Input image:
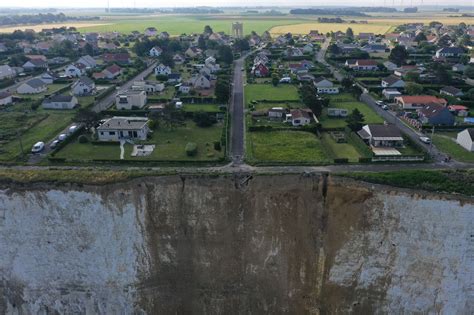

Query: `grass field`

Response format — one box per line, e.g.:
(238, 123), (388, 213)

(245, 84), (300, 104)
(270, 22), (393, 36)
(433, 133), (474, 163)
(321, 132), (362, 162)
(183, 104), (222, 112)
(248, 131), (329, 164)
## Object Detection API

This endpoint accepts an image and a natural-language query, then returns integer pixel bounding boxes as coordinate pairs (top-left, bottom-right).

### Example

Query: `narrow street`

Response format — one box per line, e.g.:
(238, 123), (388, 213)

(229, 57), (245, 164)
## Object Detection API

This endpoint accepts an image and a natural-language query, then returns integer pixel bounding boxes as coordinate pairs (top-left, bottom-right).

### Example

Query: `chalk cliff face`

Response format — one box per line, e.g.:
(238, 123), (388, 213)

(0, 175), (472, 314)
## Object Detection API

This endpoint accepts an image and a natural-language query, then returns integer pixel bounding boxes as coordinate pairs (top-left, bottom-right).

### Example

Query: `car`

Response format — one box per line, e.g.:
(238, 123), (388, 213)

(58, 133), (67, 141)
(382, 105), (388, 110)
(50, 139), (60, 149)
(31, 141), (45, 153)
(419, 136), (431, 144)
(68, 125), (78, 134)
(376, 100), (384, 106)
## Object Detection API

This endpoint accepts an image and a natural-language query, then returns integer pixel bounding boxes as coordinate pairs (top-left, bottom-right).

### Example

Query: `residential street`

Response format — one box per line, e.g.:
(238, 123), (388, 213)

(229, 57), (245, 164)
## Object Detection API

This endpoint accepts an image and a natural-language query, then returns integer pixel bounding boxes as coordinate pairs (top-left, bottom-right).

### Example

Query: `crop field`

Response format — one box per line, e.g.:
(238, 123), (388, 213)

(270, 22), (394, 36)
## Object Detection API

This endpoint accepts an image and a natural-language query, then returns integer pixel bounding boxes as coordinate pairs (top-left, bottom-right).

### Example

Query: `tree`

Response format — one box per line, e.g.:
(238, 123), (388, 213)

(464, 65), (474, 79)
(437, 35), (451, 48)
(204, 25), (213, 35)
(217, 45), (233, 65)
(405, 82), (423, 95)
(74, 108), (101, 130)
(465, 88), (474, 100)
(233, 38), (250, 52)
(198, 35), (207, 50)
(345, 27), (354, 39)
(405, 71), (420, 82)
(300, 83), (323, 116)
(328, 43), (340, 55)
(160, 52), (175, 68)
(389, 45), (408, 66)
(215, 78), (230, 103)
(159, 104), (185, 129)
(83, 42), (94, 56)
(414, 32), (427, 43)
(345, 108), (365, 131)
(432, 63), (451, 84)
(341, 77), (353, 90)
(193, 111), (217, 127)
(271, 72), (279, 86)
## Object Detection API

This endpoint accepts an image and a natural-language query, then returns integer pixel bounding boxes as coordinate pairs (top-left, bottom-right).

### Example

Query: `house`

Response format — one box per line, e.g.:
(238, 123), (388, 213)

(382, 89), (402, 100)
(358, 32), (375, 41)
(297, 73), (315, 82)
(167, 73), (182, 84)
(176, 83), (190, 94)
(268, 107), (286, 119)
(417, 103), (454, 126)
(254, 53), (269, 65)
(191, 74), (211, 90)
(383, 61), (398, 71)
(302, 43), (314, 53)
(173, 54), (185, 64)
(452, 63), (466, 72)
(97, 117), (150, 142)
(144, 27), (158, 37)
(327, 108), (348, 117)
(40, 71), (58, 84)
(448, 105), (469, 117)
(155, 64), (172, 76)
(289, 63), (308, 74)
(102, 64), (122, 79)
(283, 47), (304, 58)
(456, 129), (474, 152)
(381, 75), (405, 88)
(72, 76), (96, 96)
(287, 109), (312, 126)
(159, 32), (170, 40)
(358, 124), (404, 154)
(131, 80), (165, 93)
(22, 59), (48, 71)
(0, 92), (13, 106)
(17, 78), (47, 94)
(346, 59), (378, 71)
(149, 46), (162, 57)
(395, 95), (447, 109)
(314, 77), (339, 94)
(103, 53), (131, 65)
(435, 47), (464, 59)
(440, 86), (463, 98)
(252, 63), (270, 77)
(35, 41), (53, 53)
(77, 55), (97, 69)
(185, 47), (202, 58)
(115, 90), (147, 110)
(42, 95), (78, 110)
(362, 44), (387, 53)
(394, 65), (421, 77)
(0, 65), (16, 80)
(65, 63), (86, 77)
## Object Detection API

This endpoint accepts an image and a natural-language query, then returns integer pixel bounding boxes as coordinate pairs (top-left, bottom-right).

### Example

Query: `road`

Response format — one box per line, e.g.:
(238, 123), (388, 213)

(229, 57), (245, 164)
(316, 39), (344, 82)
(91, 60), (157, 113)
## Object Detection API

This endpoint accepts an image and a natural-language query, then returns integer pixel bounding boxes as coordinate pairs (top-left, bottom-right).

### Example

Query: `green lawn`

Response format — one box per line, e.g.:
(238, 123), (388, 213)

(56, 120), (224, 162)
(77, 16), (307, 36)
(183, 104), (222, 112)
(319, 93), (384, 129)
(253, 102), (302, 111)
(245, 84), (300, 104)
(433, 133), (474, 163)
(248, 131), (329, 164)
(321, 133), (362, 162)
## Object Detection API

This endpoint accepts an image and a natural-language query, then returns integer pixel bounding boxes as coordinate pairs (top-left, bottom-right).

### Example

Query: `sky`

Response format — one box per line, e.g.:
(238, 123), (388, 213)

(1, 1), (473, 8)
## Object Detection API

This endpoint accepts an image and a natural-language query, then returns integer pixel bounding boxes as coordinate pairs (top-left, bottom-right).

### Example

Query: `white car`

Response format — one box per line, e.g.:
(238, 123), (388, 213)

(382, 105), (388, 110)
(68, 125), (78, 134)
(419, 136), (431, 144)
(50, 139), (60, 149)
(58, 133), (67, 141)
(31, 142), (45, 153)
(376, 100), (384, 106)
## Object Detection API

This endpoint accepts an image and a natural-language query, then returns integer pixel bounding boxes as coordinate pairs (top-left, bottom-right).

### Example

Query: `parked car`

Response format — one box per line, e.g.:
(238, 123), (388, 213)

(376, 100), (384, 106)
(382, 105), (388, 110)
(68, 125), (78, 134)
(419, 136), (431, 144)
(50, 139), (60, 149)
(31, 141), (45, 153)
(58, 133), (67, 141)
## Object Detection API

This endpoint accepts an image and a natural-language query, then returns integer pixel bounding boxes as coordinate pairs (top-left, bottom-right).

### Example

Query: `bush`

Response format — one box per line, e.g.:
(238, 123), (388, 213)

(31, 102), (40, 111)
(185, 142), (197, 156)
(78, 135), (88, 143)
(214, 141), (221, 151)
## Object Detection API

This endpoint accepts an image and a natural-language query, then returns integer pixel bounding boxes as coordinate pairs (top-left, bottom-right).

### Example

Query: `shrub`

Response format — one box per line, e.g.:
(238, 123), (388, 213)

(31, 102), (40, 111)
(214, 141), (221, 151)
(78, 135), (88, 143)
(185, 142), (197, 156)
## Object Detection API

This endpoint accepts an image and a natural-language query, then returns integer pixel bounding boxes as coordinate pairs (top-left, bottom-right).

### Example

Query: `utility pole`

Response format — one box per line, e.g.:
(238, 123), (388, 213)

(429, 125), (434, 154)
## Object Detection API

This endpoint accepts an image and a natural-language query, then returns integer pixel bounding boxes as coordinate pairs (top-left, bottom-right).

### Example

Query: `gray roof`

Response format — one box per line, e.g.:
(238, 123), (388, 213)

(383, 75), (402, 85)
(441, 86), (462, 95)
(97, 117), (148, 130)
(43, 95), (75, 103)
(366, 124), (402, 138)
(77, 76), (95, 87)
(25, 78), (46, 88)
(468, 129), (474, 139)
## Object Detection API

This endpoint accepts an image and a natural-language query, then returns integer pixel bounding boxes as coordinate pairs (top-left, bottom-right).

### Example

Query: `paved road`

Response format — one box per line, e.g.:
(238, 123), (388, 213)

(91, 60), (157, 113)
(316, 38), (344, 82)
(229, 57), (245, 164)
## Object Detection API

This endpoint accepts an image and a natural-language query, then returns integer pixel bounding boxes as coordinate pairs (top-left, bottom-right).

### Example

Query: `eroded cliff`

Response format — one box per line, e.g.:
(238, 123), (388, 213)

(0, 174), (472, 314)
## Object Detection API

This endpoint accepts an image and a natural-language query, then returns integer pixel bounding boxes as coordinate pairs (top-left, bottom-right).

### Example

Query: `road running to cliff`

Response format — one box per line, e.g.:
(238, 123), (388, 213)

(229, 57), (245, 164)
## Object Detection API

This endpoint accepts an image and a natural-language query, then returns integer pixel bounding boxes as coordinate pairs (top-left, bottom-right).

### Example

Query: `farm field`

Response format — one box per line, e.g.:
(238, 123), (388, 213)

(78, 16), (307, 35)
(245, 84), (300, 104)
(270, 22), (393, 36)
(0, 22), (110, 33)
(248, 131), (329, 164)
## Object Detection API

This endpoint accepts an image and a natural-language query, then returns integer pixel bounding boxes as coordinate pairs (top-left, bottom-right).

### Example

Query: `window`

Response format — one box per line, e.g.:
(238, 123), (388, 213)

(109, 131), (115, 135)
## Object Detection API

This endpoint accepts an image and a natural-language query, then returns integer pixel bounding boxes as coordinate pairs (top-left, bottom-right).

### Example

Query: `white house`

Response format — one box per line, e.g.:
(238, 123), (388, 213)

(313, 77), (339, 94)
(22, 59), (48, 71)
(97, 116), (150, 142)
(178, 83), (192, 94)
(39, 71), (57, 84)
(77, 55), (97, 68)
(0, 91), (13, 106)
(435, 47), (464, 59)
(155, 64), (172, 76)
(65, 63), (86, 77)
(131, 80), (165, 93)
(191, 74), (211, 90)
(17, 78), (47, 94)
(287, 109), (312, 126)
(327, 108), (348, 117)
(0, 65), (16, 80)
(42, 95), (78, 109)
(382, 89), (402, 100)
(381, 75), (405, 88)
(72, 76), (96, 96)
(173, 54), (185, 64)
(115, 90), (147, 110)
(149, 46), (163, 57)
(456, 129), (474, 152)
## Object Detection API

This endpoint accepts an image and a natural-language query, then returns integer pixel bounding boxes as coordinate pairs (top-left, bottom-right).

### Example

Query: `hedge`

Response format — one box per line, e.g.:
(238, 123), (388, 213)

(102, 109), (149, 116)
(95, 85), (116, 101)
